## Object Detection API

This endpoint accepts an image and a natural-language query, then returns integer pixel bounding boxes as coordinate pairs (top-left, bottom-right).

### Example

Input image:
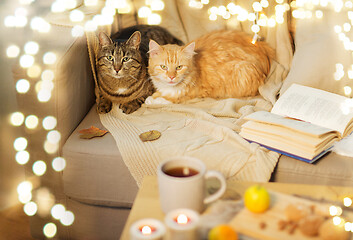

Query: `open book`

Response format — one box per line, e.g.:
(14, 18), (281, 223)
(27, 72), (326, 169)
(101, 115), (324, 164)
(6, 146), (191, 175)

(240, 84), (353, 163)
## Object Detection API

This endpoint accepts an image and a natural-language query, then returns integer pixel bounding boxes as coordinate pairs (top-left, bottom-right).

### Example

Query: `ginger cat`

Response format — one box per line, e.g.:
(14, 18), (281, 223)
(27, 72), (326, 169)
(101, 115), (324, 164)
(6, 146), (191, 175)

(147, 30), (275, 104)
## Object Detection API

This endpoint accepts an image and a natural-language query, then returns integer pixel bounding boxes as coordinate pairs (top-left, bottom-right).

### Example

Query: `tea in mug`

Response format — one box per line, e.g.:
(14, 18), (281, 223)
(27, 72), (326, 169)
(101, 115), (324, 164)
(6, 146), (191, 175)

(164, 167), (199, 177)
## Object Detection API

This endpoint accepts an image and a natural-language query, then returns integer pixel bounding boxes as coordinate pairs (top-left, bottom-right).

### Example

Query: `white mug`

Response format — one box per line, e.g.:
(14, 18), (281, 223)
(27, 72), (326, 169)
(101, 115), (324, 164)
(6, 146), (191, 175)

(157, 156), (226, 213)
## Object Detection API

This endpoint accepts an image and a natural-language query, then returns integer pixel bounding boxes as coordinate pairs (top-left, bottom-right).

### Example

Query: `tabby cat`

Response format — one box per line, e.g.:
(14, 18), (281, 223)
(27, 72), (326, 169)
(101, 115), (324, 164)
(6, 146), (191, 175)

(147, 29), (275, 103)
(95, 25), (183, 114)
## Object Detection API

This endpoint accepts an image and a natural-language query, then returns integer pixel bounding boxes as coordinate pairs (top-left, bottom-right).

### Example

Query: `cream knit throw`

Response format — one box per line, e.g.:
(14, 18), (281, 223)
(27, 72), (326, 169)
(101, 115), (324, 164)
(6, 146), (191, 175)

(100, 69), (284, 187)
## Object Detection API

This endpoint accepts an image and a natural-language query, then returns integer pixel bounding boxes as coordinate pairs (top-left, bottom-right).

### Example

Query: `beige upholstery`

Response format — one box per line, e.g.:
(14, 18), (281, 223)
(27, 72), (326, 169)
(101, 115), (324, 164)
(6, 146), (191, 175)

(62, 106), (138, 207)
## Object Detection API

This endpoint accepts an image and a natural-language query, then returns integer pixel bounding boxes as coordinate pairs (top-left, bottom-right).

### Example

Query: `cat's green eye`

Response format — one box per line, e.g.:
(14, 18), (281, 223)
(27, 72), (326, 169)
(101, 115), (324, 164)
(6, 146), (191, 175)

(122, 57), (130, 62)
(176, 65), (183, 70)
(160, 65), (168, 70)
(107, 55), (114, 61)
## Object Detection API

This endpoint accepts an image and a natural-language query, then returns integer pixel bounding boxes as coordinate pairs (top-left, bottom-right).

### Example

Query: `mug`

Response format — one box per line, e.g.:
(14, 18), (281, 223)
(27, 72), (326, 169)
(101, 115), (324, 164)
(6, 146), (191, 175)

(157, 156), (226, 213)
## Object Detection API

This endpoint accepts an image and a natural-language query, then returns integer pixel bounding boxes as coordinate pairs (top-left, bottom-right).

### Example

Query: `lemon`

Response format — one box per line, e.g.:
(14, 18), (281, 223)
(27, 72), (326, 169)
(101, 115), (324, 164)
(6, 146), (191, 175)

(208, 224), (238, 240)
(244, 185), (270, 213)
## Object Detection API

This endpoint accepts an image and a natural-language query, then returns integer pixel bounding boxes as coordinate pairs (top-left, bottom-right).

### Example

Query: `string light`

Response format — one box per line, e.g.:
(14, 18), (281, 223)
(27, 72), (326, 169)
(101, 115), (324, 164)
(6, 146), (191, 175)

(24, 201), (38, 216)
(51, 204), (66, 220)
(6, 45), (20, 58)
(52, 157), (66, 172)
(20, 55), (35, 68)
(33, 161), (47, 176)
(15, 150), (30, 165)
(10, 112), (25, 126)
(24, 41), (39, 55)
(16, 79), (30, 94)
(27, 65), (42, 78)
(42, 116), (57, 130)
(25, 115), (39, 129)
(43, 223), (57, 238)
(43, 52), (57, 65)
(60, 211), (75, 226)
(14, 137), (28, 151)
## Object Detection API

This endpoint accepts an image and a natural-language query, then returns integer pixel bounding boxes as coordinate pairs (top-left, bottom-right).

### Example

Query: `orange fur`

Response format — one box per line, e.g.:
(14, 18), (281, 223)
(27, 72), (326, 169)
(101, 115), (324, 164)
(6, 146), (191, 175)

(148, 30), (275, 103)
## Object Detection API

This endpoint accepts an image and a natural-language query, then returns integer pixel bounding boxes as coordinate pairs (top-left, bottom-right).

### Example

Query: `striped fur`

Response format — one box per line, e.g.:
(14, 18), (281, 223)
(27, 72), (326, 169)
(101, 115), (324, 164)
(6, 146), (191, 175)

(148, 30), (275, 103)
(95, 25), (183, 114)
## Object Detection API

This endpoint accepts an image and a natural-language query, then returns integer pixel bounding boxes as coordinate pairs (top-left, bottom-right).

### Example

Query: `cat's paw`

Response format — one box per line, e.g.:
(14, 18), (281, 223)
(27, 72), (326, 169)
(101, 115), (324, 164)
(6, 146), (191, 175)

(120, 102), (140, 114)
(145, 96), (171, 105)
(97, 101), (112, 114)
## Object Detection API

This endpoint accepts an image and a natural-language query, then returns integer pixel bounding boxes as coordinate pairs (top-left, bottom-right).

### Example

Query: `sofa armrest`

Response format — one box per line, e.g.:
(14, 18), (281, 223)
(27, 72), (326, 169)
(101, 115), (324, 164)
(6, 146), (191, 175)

(56, 35), (95, 149)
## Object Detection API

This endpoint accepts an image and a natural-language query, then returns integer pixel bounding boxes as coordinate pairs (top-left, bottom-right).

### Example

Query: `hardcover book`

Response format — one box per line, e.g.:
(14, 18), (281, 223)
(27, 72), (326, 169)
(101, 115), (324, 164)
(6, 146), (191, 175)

(240, 84), (353, 163)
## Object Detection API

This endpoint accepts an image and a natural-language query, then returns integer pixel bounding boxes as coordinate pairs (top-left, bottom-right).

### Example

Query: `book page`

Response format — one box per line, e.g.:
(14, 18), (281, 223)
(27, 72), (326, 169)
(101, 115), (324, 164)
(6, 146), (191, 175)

(245, 111), (337, 137)
(271, 84), (353, 136)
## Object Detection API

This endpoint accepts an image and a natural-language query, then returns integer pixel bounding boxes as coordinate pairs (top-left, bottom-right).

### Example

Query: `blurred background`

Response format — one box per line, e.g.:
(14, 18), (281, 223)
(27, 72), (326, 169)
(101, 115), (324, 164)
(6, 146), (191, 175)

(0, 0), (26, 211)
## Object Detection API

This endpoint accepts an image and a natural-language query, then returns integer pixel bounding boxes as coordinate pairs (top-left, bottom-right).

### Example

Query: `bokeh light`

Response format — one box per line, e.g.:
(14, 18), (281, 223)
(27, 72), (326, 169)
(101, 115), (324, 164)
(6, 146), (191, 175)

(24, 41), (39, 55)
(41, 70), (55, 81)
(84, 0), (98, 6)
(37, 89), (52, 102)
(27, 64), (42, 78)
(52, 157), (66, 171)
(69, 9), (84, 22)
(17, 181), (33, 195)
(138, 6), (151, 18)
(10, 112), (25, 126)
(6, 45), (20, 58)
(14, 137), (28, 151)
(60, 211), (75, 226)
(44, 140), (59, 154)
(16, 79), (30, 93)
(18, 191), (32, 203)
(42, 116), (57, 130)
(24, 201), (37, 216)
(51, 204), (66, 220)
(25, 115), (39, 129)
(20, 55), (35, 68)
(147, 13), (161, 25)
(344, 197), (353, 207)
(43, 52), (57, 65)
(43, 223), (57, 238)
(47, 130), (61, 144)
(15, 150), (30, 165)
(32, 160), (47, 176)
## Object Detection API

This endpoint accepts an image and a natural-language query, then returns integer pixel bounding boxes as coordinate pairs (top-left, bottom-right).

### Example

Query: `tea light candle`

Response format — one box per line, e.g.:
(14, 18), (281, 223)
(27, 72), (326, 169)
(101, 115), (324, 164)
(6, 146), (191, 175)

(130, 218), (166, 240)
(165, 208), (200, 240)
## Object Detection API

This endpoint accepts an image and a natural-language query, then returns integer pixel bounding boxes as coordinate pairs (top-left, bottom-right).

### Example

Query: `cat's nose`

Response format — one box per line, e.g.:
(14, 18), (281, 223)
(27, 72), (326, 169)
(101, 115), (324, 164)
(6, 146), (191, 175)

(169, 76), (175, 80)
(115, 65), (121, 72)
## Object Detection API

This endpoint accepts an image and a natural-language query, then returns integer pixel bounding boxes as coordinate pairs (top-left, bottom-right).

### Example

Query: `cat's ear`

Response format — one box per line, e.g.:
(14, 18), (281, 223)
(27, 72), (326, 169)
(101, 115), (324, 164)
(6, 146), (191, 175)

(98, 32), (113, 46)
(182, 42), (196, 59)
(126, 31), (141, 49)
(149, 40), (162, 58)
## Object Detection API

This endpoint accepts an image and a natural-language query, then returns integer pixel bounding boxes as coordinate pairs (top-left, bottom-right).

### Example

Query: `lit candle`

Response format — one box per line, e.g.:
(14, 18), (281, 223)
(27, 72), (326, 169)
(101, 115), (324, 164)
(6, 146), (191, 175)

(165, 208), (200, 240)
(130, 218), (166, 240)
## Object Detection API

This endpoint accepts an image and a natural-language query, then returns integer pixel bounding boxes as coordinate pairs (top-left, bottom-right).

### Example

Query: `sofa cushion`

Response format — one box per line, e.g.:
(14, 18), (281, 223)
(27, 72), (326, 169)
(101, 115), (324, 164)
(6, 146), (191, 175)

(272, 153), (353, 186)
(62, 105), (138, 207)
(280, 8), (349, 96)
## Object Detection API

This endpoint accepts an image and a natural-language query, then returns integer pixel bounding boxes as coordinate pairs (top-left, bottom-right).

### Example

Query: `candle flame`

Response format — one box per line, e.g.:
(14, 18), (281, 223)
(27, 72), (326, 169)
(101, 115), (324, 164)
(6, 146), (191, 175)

(141, 225), (152, 235)
(176, 214), (189, 224)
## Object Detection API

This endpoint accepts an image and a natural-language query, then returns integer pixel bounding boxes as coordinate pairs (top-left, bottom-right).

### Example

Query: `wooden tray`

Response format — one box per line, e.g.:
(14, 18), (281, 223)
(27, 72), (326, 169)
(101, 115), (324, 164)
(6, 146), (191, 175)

(229, 191), (352, 240)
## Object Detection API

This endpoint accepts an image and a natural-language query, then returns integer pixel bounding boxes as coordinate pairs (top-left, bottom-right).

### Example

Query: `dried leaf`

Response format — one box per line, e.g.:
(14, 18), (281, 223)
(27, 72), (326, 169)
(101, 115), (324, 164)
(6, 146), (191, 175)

(139, 130), (161, 142)
(79, 126), (108, 139)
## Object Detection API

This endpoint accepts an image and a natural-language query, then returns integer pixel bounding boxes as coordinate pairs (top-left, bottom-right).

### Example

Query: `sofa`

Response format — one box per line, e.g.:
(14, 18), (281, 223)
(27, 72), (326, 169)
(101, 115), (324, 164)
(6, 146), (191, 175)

(28, 1), (353, 239)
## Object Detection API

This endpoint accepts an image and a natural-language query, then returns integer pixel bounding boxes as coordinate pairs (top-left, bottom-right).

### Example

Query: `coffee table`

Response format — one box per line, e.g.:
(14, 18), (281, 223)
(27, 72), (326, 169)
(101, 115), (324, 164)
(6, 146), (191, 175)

(120, 176), (353, 239)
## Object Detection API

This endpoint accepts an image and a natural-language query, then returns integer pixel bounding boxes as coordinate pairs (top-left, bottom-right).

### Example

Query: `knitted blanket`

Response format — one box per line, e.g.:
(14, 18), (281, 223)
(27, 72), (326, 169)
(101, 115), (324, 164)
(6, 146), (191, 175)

(99, 61), (286, 187)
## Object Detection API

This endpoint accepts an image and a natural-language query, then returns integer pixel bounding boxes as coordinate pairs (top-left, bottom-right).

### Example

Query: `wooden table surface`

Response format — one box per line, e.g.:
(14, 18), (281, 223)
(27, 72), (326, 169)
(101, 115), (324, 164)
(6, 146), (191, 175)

(120, 176), (353, 240)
